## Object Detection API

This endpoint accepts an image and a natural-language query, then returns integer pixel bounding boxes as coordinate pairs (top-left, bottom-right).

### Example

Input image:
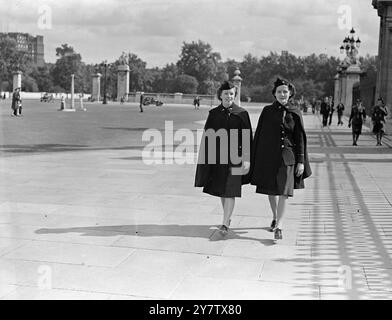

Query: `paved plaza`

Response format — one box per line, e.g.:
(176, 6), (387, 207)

(0, 99), (392, 300)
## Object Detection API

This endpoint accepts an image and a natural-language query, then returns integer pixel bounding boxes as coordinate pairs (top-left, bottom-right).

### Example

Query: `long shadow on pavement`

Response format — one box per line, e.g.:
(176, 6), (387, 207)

(35, 224), (276, 246)
(289, 121), (392, 299)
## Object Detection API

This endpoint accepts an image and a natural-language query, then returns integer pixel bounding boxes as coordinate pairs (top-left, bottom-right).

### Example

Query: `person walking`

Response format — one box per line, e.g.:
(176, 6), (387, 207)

(139, 93), (144, 113)
(371, 98), (388, 146)
(193, 96), (200, 110)
(250, 78), (311, 240)
(11, 87), (21, 117)
(195, 81), (253, 235)
(320, 97), (330, 127)
(348, 99), (367, 146)
(336, 102), (345, 125)
(328, 96), (334, 126)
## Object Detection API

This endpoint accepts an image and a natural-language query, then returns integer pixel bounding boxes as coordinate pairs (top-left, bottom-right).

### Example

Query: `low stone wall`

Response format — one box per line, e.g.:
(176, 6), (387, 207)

(0, 92), (92, 100)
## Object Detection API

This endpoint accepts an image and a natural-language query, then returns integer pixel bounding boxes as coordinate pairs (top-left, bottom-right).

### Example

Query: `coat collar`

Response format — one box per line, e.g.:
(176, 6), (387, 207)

(216, 102), (244, 115)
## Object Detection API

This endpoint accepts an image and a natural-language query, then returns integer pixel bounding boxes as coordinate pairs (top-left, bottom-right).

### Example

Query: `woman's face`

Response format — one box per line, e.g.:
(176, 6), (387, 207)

(275, 85), (290, 105)
(220, 88), (236, 107)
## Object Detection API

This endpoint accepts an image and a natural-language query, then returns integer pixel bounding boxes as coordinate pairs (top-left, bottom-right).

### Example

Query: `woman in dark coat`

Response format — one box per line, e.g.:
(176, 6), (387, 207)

(195, 81), (253, 235)
(336, 102), (345, 125)
(251, 78), (311, 240)
(348, 100), (367, 146)
(11, 87), (21, 117)
(371, 98), (388, 146)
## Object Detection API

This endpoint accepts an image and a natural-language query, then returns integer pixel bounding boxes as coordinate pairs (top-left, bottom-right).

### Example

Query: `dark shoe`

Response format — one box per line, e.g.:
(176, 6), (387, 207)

(353, 142), (357, 146)
(218, 224), (229, 235)
(269, 219), (277, 232)
(274, 228), (282, 240)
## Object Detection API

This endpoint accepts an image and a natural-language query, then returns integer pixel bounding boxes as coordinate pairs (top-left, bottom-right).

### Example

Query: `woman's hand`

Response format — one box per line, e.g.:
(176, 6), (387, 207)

(243, 161), (250, 173)
(296, 163), (304, 177)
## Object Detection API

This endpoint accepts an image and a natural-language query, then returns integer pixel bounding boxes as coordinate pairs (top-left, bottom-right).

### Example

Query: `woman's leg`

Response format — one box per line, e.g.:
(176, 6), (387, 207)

(268, 195), (278, 221)
(221, 197), (235, 227)
(276, 195), (288, 229)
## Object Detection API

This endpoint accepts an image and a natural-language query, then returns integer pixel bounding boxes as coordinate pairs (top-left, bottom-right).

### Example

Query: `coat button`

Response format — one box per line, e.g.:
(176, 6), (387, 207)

(281, 145), (284, 148)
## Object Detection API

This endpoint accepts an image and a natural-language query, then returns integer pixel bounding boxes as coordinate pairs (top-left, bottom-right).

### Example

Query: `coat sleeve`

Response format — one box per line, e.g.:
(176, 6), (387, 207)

(293, 113), (305, 164)
(241, 111), (254, 184)
(194, 113), (213, 187)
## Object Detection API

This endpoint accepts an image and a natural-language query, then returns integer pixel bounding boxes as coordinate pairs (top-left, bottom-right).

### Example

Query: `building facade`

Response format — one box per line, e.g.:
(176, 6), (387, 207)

(0, 32), (45, 67)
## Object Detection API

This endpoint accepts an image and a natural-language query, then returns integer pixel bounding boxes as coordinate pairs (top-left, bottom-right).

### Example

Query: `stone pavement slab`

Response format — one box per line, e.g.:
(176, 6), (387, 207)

(1, 102), (392, 299)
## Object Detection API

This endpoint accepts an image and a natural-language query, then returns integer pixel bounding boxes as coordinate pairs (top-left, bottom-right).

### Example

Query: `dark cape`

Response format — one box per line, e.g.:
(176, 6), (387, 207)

(250, 101), (312, 190)
(194, 103), (253, 194)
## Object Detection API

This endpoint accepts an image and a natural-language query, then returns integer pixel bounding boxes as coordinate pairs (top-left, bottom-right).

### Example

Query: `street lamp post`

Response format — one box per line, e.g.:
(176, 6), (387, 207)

(335, 27), (362, 114)
(339, 27), (361, 65)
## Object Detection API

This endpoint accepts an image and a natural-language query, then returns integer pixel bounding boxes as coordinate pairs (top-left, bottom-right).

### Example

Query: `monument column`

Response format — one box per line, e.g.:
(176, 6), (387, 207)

(117, 64), (130, 102)
(334, 74), (340, 105)
(91, 73), (101, 102)
(373, 0), (392, 108)
(71, 74), (75, 110)
(13, 71), (22, 91)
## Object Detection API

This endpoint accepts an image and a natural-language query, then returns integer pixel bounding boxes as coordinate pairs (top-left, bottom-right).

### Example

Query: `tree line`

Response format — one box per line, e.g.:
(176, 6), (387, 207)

(0, 37), (377, 102)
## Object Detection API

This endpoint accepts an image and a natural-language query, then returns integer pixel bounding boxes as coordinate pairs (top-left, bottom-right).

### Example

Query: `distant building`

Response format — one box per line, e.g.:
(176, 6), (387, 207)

(0, 32), (45, 67)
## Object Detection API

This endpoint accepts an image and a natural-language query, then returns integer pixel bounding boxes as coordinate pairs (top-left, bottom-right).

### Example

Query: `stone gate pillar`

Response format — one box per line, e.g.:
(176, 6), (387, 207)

(373, 0), (392, 109)
(13, 71), (22, 91)
(117, 64), (129, 102)
(91, 73), (101, 102)
(334, 74), (340, 106)
(343, 64), (362, 115)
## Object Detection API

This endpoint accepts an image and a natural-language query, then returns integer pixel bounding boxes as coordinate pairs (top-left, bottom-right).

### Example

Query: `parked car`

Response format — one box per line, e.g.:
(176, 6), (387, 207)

(142, 96), (163, 106)
(40, 93), (54, 102)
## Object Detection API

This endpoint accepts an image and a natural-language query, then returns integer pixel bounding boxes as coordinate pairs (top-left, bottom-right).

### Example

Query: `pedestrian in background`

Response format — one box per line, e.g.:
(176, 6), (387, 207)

(336, 102), (345, 125)
(371, 98), (388, 146)
(250, 78), (312, 240)
(328, 96), (334, 126)
(193, 96), (200, 110)
(195, 81), (253, 236)
(11, 87), (21, 117)
(348, 99), (367, 146)
(139, 93), (144, 113)
(320, 96), (330, 127)
(60, 95), (66, 110)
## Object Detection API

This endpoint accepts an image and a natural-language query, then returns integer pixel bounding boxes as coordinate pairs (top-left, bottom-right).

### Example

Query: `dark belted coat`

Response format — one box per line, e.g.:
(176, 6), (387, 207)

(250, 101), (312, 190)
(11, 91), (21, 110)
(194, 103), (253, 195)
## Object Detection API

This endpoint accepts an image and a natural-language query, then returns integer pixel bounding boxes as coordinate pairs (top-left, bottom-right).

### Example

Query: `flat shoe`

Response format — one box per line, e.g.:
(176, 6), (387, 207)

(269, 219), (277, 232)
(274, 228), (282, 240)
(218, 225), (229, 235)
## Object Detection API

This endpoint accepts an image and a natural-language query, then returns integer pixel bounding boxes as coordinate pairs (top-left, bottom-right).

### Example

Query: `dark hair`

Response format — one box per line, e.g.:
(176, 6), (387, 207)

(217, 81), (237, 101)
(271, 78), (296, 98)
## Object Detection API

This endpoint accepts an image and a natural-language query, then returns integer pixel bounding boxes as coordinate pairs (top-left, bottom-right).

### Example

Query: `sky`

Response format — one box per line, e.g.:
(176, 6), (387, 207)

(0, 0), (381, 68)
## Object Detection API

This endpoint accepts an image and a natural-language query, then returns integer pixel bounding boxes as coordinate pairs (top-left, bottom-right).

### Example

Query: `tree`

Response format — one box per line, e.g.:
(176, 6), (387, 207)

(30, 65), (54, 92)
(51, 44), (84, 92)
(177, 40), (221, 93)
(0, 36), (32, 89)
(154, 63), (179, 93)
(172, 74), (198, 93)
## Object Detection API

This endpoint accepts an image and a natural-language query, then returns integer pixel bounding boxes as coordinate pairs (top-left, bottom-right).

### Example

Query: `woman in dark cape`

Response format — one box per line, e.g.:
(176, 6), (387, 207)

(348, 99), (367, 146)
(251, 78), (311, 240)
(195, 81), (253, 235)
(371, 98), (388, 146)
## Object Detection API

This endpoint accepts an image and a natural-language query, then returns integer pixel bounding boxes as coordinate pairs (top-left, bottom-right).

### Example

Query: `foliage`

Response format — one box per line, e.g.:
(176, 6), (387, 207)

(2, 38), (376, 102)
(172, 74), (198, 94)
(177, 40), (222, 93)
